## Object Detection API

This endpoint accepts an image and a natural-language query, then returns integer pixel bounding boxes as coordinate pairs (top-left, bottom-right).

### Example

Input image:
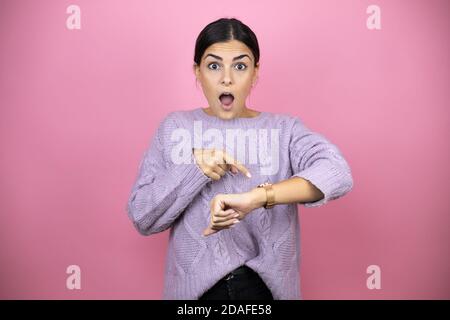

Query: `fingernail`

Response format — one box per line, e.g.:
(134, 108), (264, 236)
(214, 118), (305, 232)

(233, 213), (239, 218)
(246, 172), (252, 178)
(233, 220), (240, 224)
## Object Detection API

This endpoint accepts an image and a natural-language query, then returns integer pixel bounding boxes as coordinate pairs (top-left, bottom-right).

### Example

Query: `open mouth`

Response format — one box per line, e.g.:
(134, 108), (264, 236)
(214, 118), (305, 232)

(218, 92), (234, 108)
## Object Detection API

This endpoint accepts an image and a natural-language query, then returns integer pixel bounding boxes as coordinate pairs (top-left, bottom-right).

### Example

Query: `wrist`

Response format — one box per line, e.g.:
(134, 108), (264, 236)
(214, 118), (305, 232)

(248, 187), (267, 210)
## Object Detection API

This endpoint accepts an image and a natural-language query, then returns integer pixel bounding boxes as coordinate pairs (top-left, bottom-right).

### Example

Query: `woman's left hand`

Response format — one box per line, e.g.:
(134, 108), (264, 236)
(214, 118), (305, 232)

(203, 189), (266, 237)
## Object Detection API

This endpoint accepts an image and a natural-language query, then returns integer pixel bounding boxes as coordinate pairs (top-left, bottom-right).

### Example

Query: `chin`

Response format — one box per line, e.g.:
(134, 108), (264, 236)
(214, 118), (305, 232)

(209, 106), (230, 118)
(219, 104), (244, 116)
(220, 109), (241, 120)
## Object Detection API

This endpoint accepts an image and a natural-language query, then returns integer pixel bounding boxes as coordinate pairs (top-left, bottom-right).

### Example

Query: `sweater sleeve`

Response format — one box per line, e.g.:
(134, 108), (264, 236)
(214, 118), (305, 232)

(288, 117), (353, 208)
(126, 112), (212, 235)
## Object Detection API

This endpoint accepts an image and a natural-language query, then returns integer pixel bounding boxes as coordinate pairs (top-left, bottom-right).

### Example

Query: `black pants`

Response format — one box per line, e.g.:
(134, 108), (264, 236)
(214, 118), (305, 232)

(199, 265), (274, 300)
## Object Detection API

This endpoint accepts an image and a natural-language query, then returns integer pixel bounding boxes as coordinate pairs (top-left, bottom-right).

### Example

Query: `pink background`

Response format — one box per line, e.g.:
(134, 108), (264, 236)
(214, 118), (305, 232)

(0, 0), (449, 299)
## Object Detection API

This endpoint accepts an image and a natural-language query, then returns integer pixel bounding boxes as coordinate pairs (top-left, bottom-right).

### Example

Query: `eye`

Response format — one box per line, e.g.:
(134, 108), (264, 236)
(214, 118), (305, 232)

(207, 63), (220, 70)
(235, 63), (247, 71)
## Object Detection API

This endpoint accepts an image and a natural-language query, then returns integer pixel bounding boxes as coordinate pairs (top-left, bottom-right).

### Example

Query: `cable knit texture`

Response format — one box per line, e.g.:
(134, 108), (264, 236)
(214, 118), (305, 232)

(126, 107), (353, 300)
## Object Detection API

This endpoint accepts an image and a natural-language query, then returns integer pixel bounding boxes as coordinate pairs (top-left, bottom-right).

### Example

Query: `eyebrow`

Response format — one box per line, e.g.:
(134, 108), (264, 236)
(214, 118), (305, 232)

(204, 53), (252, 62)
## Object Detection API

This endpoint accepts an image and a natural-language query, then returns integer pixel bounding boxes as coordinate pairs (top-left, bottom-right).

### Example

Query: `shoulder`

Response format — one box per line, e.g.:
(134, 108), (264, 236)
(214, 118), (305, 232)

(158, 109), (198, 130)
(264, 111), (330, 147)
(264, 110), (307, 131)
(156, 109), (193, 131)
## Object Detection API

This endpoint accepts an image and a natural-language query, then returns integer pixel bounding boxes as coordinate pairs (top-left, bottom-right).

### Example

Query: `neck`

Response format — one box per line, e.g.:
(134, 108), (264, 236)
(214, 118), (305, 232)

(204, 106), (260, 119)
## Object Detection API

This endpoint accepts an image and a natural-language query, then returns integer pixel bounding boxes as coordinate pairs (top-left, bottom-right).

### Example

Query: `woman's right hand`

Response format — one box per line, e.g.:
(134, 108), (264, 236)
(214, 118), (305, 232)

(193, 148), (252, 181)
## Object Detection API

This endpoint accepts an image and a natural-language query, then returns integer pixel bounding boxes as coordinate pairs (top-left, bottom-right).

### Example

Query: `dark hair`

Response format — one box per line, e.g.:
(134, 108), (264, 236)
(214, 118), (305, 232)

(194, 18), (260, 67)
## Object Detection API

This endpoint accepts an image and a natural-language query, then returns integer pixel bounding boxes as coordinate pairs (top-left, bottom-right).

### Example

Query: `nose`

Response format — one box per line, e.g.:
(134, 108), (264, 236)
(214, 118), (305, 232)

(221, 78), (232, 85)
(221, 67), (233, 85)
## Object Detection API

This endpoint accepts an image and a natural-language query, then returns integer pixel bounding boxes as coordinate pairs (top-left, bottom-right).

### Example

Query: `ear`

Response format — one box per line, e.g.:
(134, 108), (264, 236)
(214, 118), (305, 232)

(252, 62), (260, 86)
(193, 63), (200, 80)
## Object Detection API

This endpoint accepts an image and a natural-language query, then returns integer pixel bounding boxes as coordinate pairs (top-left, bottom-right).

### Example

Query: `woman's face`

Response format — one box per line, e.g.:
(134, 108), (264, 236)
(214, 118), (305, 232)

(194, 40), (259, 120)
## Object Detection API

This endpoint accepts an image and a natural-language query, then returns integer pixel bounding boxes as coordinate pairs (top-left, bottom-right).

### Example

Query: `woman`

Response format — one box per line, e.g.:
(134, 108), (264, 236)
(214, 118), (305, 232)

(126, 17), (353, 300)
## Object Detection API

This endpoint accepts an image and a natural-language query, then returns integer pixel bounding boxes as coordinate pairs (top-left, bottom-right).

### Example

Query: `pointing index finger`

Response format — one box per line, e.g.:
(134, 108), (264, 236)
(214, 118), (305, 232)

(223, 152), (251, 178)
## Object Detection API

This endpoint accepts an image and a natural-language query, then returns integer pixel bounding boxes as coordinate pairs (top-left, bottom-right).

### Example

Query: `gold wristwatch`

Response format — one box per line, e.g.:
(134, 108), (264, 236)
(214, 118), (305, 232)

(257, 182), (275, 209)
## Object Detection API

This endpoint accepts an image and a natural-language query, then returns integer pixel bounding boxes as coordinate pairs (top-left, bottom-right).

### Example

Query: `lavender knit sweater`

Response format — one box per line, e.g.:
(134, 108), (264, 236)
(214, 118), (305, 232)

(126, 107), (353, 300)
